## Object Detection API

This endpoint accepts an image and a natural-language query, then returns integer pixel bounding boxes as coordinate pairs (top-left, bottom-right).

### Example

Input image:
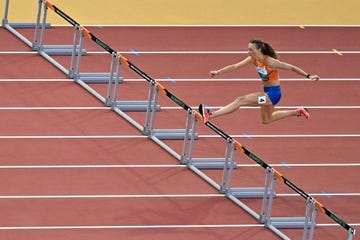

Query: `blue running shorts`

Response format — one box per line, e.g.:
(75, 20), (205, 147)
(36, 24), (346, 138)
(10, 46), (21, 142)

(264, 85), (282, 105)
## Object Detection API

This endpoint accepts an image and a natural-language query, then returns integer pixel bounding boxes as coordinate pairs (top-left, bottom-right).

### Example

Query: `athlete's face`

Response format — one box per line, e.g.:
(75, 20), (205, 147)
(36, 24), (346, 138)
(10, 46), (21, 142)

(248, 43), (261, 59)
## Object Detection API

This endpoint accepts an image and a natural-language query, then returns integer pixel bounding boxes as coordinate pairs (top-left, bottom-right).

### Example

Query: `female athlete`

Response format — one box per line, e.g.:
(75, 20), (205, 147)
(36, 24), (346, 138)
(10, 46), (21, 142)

(199, 39), (320, 124)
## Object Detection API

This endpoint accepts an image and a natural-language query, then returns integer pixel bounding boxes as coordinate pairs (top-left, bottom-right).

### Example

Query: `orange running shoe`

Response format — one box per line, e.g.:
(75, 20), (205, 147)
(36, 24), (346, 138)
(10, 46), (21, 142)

(198, 104), (210, 123)
(296, 107), (310, 119)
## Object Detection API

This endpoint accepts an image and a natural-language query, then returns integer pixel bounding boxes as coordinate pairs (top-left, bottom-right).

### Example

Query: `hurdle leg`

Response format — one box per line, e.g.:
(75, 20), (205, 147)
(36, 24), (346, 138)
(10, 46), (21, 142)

(221, 140), (236, 194)
(301, 197), (319, 240)
(260, 167), (273, 223)
(143, 80), (158, 136)
(37, 0), (48, 53)
(2, 0), (10, 26)
(32, 0), (43, 50)
(105, 52), (117, 107)
(180, 109), (197, 165)
(302, 197), (313, 240)
(264, 170), (277, 226)
(68, 24), (81, 78)
(348, 228), (355, 240)
(74, 28), (86, 81)
(110, 54), (123, 109)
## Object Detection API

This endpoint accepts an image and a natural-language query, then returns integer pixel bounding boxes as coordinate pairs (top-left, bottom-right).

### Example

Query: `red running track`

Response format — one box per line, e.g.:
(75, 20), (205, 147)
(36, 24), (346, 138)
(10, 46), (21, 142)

(0, 26), (359, 240)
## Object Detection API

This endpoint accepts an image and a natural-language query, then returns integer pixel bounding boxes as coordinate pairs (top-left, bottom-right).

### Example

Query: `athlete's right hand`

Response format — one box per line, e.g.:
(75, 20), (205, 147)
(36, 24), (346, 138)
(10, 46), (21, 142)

(210, 70), (219, 77)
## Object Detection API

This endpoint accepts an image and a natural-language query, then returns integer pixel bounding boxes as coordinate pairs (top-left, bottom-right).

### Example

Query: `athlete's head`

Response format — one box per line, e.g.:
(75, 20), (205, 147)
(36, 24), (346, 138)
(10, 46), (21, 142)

(248, 39), (278, 59)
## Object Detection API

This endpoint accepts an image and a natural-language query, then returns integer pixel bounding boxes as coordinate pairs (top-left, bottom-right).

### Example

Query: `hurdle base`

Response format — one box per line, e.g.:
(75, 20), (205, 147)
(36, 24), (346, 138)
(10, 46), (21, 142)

(8, 22), (51, 28)
(190, 158), (238, 169)
(42, 45), (87, 56)
(230, 187), (276, 199)
(152, 129), (198, 140)
(114, 101), (161, 112)
(78, 72), (124, 83)
(269, 217), (315, 229)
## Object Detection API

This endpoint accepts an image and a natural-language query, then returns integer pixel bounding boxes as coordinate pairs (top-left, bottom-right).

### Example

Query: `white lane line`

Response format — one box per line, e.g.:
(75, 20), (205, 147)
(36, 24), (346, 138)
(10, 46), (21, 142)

(0, 78), (359, 82)
(0, 107), (110, 110)
(161, 106), (360, 110)
(255, 163), (360, 167)
(56, 24), (360, 27)
(0, 163), (358, 169)
(0, 224), (263, 230)
(0, 223), (358, 230)
(0, 165), (184, 169)
(110, 50), (360, 54)
(0, 79), (72, 82)
(2, 50), (360, 54)
(0, 194), (221, 199)
(0, 134), (358, 139)
(201, 134), (360, 138)
(0, 193), (358, 199)
(0, 135), (148, 139)
(0, 106), (359, 110)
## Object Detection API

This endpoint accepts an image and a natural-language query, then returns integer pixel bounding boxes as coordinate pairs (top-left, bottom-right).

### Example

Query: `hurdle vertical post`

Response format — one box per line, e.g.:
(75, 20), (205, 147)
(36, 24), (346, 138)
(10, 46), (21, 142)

(74, 27), (86, 81)
(37, 0), (48, 53)
(104, 52), (118, 107)
(259, 167), (274, 224)
(220, 139), (236, 194)
(180, 109), (198, 165)
(109, 54), (123, 109)
(301, 198), (317, 240)
(32, 0), (44, 51)
(68, 24), (82, 79)
(2, 0), (10, 26)
(143, 80), (159, 136)
(348, 228), (355, 240)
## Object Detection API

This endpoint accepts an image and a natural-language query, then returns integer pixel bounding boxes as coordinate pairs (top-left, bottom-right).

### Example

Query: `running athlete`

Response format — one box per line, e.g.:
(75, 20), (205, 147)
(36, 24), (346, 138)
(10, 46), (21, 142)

(199, 39), (320, 124)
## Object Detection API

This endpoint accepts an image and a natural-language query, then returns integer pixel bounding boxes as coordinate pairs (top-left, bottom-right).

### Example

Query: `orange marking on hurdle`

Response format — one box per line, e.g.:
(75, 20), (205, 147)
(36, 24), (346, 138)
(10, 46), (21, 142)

(118, 55), (130, 67)
(45, 0), (55, 11)
(81, 26), (91, 39)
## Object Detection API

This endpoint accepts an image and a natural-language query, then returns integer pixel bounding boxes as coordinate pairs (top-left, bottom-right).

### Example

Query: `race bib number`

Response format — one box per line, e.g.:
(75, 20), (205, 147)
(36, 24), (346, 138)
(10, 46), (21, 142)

(256, 66), (269, 81)
(258, 96), (267, 104)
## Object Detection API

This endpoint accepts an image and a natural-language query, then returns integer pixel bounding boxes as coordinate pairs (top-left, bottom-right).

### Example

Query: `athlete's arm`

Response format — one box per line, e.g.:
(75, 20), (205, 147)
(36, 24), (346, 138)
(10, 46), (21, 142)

(210, 56), (253, 77)
(268, 58), (319, 81)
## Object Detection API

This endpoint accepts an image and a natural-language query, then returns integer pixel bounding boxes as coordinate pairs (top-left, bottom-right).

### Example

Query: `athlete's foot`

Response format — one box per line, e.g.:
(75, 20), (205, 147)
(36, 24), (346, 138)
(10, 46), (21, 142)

(198, 104), (210, 123)
(296, 107), (310, 119)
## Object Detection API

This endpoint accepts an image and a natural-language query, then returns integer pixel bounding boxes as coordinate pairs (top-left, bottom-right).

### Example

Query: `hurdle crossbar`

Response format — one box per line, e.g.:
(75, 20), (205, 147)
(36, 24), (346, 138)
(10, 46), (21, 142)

(81, 26), (116, 55)
(45, 0), (79, 26)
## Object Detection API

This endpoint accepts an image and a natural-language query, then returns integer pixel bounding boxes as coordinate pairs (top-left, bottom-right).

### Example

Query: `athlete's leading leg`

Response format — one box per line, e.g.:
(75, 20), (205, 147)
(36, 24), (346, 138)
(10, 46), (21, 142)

(210, 92), (269, 118)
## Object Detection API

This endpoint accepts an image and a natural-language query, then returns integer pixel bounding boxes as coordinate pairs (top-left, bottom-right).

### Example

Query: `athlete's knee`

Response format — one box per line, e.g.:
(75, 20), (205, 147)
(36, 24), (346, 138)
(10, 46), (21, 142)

(235, 95), (245, 103)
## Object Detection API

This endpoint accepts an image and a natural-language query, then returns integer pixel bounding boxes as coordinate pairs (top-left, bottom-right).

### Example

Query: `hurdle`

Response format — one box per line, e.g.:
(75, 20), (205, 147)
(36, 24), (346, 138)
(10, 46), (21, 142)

(36, 0), (89, 77)
(2, 0), (50, 48)
(117, 55), (199, 140)
(222, 143), (275, 198)
(34, 0), (86, 56)
(180, 115), (238, 169)
(2, 0), (50, 29)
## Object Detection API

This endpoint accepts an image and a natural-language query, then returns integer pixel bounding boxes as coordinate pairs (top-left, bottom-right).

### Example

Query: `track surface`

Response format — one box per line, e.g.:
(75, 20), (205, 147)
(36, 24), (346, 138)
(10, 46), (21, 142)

(0, 25), (359, 240)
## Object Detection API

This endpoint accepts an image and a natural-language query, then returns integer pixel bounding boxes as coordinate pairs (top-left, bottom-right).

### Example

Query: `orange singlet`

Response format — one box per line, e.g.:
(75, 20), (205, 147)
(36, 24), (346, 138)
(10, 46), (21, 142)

(253, 56), (279, 81)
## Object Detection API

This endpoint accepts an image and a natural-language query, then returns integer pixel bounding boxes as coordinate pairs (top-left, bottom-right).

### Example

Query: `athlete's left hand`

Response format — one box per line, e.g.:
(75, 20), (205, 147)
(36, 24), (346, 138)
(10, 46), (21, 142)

(310, 75), (320, 81)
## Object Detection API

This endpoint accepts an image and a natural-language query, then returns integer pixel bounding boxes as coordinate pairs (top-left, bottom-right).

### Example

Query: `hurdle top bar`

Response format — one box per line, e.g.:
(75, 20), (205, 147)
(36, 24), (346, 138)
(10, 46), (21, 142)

(45, 0), (79, 26)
